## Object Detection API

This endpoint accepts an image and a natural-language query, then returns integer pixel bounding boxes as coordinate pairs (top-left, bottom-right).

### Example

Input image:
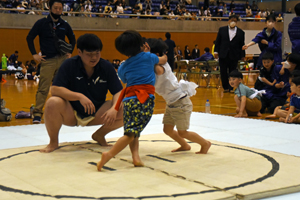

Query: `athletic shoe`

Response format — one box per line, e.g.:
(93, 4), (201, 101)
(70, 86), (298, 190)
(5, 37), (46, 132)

(33, 116), (41, 124)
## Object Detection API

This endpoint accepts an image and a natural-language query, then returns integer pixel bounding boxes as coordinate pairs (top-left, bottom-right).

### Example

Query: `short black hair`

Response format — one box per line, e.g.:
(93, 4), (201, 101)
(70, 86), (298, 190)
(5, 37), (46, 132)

(115, 30), (143, 57)
(287, 53), (300, 66)
(15, 51), (18, 54)
(204, 47), (210, 52)
(77, 34), (103, 52)
(165, 32), (171, 39)
(30, 60), (36, 65)
(291, 70), (300, 78)
(146, 38), (168, 56)
(229, 70), (243, 79)
(265, 14), (276, 22)
(49, 0), (63, 8)
(261, 52), (274, 61)
(229, 15), (239, 21)
(295, 3), (300, 16)
(291, 77), (300, 86)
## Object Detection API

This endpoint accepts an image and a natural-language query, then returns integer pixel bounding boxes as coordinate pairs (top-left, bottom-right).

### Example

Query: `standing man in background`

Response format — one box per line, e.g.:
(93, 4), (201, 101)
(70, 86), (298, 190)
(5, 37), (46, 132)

(214, 15), (245, 92)
(26, 0), (76, 124)
(192, 44), (200, 59)
(164, 32), (177, 71)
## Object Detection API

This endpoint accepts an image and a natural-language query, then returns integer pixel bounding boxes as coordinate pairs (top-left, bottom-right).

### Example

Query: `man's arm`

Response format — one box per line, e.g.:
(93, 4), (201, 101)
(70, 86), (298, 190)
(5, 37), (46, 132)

(65, 23), (76, 54)
(51, 86), (96, 115)
(214, 27), (222, 59)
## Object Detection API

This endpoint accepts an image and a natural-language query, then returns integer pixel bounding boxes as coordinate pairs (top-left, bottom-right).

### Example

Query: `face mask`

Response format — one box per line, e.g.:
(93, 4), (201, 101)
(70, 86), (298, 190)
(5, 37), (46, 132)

(284, 61), (291, 69)
(229, 21), (236, 28)
(51, 12), (61, 20)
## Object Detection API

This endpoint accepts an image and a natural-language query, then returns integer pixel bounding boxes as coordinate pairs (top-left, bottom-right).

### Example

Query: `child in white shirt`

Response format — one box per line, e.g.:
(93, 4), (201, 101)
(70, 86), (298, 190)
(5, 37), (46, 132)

(146, 38), (211, 154)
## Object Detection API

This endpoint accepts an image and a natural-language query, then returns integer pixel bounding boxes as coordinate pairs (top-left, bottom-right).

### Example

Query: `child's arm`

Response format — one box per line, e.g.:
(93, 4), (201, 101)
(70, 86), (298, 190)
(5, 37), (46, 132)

(279, 65), (285, 75)
(260, 77), (277, 86)
(242, 41), (256, 50)
(158, 54), (167, 65)
(154, 64), (165, 75)
(235, 95), (247, 117)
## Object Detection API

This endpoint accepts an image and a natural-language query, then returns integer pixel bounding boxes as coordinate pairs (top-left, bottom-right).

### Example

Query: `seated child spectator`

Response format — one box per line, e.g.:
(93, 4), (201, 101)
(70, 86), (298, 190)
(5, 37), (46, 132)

(266, 70), (300, 119)
(97, 30), (167, 171)
(279, 53), (300, 75)
(254, 52), (277, 90)
(27, 60), (37, 80)
(275, 77), (300, 123)
(194, 47), (214, 61)
(229, 70), (262, 117)
(146, 38), (211, 154)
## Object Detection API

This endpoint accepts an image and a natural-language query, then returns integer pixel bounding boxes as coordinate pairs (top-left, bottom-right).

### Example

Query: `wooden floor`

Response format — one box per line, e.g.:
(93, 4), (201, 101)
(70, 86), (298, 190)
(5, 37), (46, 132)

(0, 72), (272, 127)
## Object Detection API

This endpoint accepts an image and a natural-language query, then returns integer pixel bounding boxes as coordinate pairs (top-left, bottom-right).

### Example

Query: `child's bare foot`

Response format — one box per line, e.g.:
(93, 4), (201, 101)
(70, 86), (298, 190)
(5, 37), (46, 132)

(92, 133), (112, 146)
(265, 114), (277, 119)
(279, 117), (285, 122)
(196, 141), (211, 154)
(171, 144), (191, 152)
(133, 160), (144, 167)
(257, 112), (262, 117)
(97, 152), (112, 171)
(39, 143), (59, 153)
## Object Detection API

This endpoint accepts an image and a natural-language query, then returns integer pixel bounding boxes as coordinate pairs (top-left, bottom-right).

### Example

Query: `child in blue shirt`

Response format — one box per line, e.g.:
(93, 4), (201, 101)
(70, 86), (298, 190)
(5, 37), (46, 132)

(97, 30), (167, 171)
(275, 77), (300, 124)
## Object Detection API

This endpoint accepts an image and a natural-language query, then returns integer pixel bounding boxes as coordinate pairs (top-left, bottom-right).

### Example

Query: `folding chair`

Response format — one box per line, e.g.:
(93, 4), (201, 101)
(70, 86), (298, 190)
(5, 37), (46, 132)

(174, 60), (188, 81)
(207, 60), (221, 88)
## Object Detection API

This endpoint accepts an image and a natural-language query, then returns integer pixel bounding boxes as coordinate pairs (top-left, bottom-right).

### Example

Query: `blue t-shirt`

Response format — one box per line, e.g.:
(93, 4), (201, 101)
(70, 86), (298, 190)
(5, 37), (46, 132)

(118, 52), (159, 87)
(290, 94), (300, 113)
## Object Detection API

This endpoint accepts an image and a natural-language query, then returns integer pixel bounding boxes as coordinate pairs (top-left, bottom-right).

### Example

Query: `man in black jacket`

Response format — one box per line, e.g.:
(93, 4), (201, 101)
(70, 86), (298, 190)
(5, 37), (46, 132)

(214, 15), (245, 92)
(26, 0), (76, 124)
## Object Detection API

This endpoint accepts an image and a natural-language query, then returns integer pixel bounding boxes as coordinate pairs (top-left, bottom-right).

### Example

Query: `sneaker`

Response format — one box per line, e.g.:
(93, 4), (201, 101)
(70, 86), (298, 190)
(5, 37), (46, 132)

(33, 116), (41, 124)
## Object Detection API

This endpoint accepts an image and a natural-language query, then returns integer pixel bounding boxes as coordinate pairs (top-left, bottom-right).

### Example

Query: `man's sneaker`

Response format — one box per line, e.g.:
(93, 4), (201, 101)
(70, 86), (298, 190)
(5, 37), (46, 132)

(33, 116), (41, 124)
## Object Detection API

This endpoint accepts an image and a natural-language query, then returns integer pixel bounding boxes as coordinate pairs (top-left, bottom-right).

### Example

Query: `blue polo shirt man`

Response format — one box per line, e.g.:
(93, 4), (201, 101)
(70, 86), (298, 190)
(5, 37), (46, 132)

(40, 34), (123, 153)
(52, 56), (123, 118)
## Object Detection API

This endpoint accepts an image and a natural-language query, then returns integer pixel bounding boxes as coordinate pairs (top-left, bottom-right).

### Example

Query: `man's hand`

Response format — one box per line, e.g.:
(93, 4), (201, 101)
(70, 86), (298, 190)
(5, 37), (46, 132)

(261, 39), (268, 45)
(66, 53), (72, 58)
(33, 54), (46, 63)
(101, 107), (118, 126)
(242, 45), (248, 50)
(79, 95), (95, 115)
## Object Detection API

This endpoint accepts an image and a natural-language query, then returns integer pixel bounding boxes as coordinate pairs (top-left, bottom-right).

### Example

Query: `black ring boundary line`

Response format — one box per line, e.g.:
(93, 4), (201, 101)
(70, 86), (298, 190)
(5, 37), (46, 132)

(0, 140), (279, 199)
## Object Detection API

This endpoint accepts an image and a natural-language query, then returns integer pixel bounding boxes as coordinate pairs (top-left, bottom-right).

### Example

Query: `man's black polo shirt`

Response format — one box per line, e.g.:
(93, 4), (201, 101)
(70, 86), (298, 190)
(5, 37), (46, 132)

(52, 56), (123, 118)
(26, 15), (76, 59)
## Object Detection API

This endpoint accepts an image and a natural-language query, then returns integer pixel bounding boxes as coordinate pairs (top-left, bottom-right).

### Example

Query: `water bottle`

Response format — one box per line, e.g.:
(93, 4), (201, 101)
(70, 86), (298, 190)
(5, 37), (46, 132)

(2, 54), (7, 71)
(205, 99), (210, 113)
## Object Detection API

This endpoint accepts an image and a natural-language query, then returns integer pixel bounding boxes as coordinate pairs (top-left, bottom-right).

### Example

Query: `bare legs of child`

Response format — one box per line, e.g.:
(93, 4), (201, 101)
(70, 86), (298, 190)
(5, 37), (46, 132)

(234, 95), (248, 117)
(97, 133), (139, 171)
(234, 95), (262, 117)
(265, 106), (282, 119)
(163, 124), (211, 154)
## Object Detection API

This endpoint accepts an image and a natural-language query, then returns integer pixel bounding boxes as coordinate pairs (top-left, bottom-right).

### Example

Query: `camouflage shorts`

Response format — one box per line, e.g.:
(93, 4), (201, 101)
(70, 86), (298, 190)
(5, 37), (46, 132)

(123, 97), (155, 138)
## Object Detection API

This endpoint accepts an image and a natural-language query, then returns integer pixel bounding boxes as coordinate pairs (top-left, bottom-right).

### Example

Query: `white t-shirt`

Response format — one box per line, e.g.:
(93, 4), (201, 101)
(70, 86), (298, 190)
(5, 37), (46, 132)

(155, 63), (197, 104)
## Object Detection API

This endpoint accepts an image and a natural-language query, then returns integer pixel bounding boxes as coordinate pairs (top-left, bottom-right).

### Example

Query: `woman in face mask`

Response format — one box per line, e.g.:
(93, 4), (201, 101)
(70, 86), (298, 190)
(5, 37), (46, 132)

(243, 15), (282, 70)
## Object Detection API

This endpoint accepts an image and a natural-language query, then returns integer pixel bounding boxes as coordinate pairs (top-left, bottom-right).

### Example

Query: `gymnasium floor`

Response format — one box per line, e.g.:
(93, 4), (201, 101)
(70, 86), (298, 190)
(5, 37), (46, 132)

(0, 73), (300, 200)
